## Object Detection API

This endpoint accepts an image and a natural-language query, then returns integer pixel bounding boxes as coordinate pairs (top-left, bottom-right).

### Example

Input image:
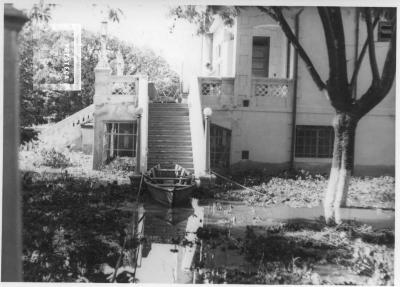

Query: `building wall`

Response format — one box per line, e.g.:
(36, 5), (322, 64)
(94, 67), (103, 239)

(92, 103), (138, 169)
(207, 7), (395, 176)
(294, 7), (395, 175)
(208, 18), (236, 77)
(81, 126), (94, 154)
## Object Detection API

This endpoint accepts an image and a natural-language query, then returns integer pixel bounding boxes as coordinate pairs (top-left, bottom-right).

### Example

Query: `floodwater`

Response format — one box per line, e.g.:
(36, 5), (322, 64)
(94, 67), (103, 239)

(131, 198), (394, 284)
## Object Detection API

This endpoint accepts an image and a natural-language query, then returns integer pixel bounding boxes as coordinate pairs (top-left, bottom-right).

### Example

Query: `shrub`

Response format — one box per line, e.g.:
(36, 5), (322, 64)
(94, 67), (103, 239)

(101, 157), (135, 172)
(40, 148), (71, 168)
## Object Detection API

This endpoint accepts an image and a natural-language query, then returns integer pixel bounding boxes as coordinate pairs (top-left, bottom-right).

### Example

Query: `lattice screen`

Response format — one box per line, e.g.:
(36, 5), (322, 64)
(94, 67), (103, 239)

(111, 81), (137, 95)
(255, 83), (289, 97)
(201, 82), (221, 96)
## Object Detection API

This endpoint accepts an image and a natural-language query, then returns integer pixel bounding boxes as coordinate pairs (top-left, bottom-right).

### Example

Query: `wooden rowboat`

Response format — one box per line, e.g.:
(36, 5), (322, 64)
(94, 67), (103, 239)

(144, 164), (196, 207)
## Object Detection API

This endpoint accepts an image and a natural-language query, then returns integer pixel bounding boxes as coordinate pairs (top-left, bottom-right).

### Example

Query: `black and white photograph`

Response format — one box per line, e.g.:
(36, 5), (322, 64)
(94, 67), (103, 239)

(1, 0), (398, 284)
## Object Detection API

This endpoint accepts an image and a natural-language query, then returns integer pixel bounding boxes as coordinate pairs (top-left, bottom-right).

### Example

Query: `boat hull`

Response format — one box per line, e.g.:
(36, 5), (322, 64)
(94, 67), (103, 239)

(146, 181), (195, 207)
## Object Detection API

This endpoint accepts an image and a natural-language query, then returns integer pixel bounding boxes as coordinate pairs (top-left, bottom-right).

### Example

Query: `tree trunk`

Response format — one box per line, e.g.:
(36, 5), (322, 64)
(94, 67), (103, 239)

(324, 113), (357, 225)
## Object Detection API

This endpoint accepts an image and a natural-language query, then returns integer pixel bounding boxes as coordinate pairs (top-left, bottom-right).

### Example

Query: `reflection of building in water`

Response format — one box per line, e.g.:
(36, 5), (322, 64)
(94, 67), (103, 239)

(135, 200), (204, 283)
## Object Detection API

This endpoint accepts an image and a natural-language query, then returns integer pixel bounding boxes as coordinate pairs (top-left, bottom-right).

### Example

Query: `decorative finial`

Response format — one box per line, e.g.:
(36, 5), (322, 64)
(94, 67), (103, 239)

(116, 50), (124, 75)
(96, 20), (110, 69)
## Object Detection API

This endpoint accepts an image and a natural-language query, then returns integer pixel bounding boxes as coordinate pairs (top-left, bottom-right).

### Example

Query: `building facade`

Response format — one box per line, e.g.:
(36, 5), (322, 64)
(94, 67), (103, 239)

(193, 7), (395, 176)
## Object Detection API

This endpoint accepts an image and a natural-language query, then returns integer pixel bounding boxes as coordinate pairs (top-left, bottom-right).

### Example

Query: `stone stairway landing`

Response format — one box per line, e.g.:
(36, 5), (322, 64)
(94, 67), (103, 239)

(147, 103), (193, 171)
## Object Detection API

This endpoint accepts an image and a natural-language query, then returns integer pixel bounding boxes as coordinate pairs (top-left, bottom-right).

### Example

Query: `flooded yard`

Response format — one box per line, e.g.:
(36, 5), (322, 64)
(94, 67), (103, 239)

(21, 171), (394, 284)
(131, 197), (394, 284)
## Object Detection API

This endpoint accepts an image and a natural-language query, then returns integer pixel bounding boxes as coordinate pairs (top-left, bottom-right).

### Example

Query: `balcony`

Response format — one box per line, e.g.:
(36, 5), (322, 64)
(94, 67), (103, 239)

(198, 77), (234, 109)
(251, 77), (294, 109)
(109, 75), (139, 105)
(198, 77), (293, 110)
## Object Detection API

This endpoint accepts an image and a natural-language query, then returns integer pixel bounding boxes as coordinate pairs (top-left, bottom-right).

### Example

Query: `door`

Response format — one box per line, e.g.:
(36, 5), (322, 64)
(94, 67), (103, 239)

(252, 36), (270, 77)
(210, 124), (231, 169)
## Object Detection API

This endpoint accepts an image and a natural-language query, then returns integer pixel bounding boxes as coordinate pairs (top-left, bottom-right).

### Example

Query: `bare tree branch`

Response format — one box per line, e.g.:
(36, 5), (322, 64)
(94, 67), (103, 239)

(318, 7), (348, 88)
(355, 16), (396, 117)
(349, 16), (380, 92)
(365, 8), (380, 85)
(257, 6), (327, 90)
(317, 7), (354, 111)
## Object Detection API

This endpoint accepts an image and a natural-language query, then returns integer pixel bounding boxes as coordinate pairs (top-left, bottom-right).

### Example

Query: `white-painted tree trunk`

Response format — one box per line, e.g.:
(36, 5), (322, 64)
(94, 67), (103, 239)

(324, 167), (339, 222)
(324, 114), (357, 225)
(333, 168), (351, 224)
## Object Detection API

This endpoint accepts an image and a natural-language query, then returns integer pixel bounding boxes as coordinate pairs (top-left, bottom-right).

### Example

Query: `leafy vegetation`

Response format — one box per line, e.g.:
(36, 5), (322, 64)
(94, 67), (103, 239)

(211, 169), (395, 209)
(22, 172), (137, 282)
(39, 148), (71, 168)
(195, 221), (394, 285)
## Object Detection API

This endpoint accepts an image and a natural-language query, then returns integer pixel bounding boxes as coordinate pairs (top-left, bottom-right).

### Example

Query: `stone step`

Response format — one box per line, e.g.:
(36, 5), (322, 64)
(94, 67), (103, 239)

(147, 103), (193, 172)
(148, 146), (192, 152)
(149, 108), (189, 113)
(147, 159), (193, 164)
(148, 134), (191, 139)
(148, 129), (191, 135)
(149, 107), (188, 112)
(148, 122), (190, 127)
(147, 161), (193, 167)
(149, 116), (189, 122)
(148, 142), (192, 147)
(149, 150), (192, 156)
(149, 103), (188, 107)
(148, 150), (193, 156)
(148, 140), (192, 146)
(149, 111), (189, 117)
(149, 121), (190, 127)
(147, 162), (194, 170)
(148, 128), (191, 134)
(148, 154), (193, 161)
(149, 127), (190, 135)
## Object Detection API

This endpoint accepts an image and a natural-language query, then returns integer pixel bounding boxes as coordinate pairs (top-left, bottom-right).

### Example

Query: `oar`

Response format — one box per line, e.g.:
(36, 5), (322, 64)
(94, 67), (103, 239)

(210, 170), (265, 196)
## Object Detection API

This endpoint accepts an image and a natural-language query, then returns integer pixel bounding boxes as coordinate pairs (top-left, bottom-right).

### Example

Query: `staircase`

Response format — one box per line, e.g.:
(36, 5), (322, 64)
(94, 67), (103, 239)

(147, 103), (194, 171)
(38, 104), (94, 148)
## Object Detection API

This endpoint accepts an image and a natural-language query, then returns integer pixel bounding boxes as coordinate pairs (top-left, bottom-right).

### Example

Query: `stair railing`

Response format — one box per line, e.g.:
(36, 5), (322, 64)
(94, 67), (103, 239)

(137, 75), (149, 173)
(188, 76), (206, 177)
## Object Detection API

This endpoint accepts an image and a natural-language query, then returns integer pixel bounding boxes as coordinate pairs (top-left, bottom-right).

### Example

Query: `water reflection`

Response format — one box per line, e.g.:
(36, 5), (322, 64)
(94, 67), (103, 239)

(135, 199), (203, 283)
(132, 198), (394, 284)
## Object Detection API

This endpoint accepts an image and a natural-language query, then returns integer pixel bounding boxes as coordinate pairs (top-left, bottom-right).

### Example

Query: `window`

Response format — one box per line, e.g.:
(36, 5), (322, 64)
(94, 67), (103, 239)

(241, 150), (249, 160)
(242, 100), (250, 107)
(252, 36), (270, 77)
(210, 124), (231, 168)
(104, 122), (137, 160)
(378, 21), (393, 42)
(295, 125), (334, 158)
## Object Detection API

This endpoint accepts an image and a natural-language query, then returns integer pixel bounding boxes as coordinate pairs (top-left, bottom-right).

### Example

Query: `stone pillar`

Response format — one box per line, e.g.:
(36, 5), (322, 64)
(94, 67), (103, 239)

(3, 4), (28, 282)
(116, 50), (124, 76)
(92, 21), (111, 170)
(137, 76), (149, 172)
(135, 112), (142, 174)
(203, 107), (212, 173)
